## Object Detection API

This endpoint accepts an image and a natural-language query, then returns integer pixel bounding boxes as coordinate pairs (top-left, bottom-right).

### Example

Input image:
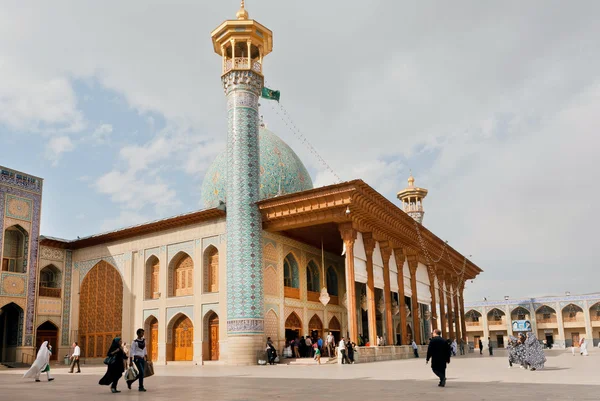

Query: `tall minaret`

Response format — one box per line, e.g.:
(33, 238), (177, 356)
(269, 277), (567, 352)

(211, 1), (273, 365)
(397, 172), (428, 224)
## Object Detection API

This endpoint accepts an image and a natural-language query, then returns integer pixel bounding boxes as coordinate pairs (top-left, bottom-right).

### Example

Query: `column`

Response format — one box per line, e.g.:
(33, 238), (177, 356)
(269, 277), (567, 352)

(583, 300), (593, 340)
(223, 68), (265, 365)
(555, 302), (566, 348)
(446, 275), (455, 340)
(380, 243), (394, 346)
(453, 288), (462, 342)
(427, 269), (438, 331)
(437, 271), (447, 338)
(362, 233), (377, 346)
(459, 286), (467, 341)
(482, 307), (490, 348)
(407, 257), (421, 345)
(394, 249), (408, 345)
(339, 223), (358, 344)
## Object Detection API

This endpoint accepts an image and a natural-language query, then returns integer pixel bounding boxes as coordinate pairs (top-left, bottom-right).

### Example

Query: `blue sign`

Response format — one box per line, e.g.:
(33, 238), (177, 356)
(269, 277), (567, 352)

(512, 320), (532, 332)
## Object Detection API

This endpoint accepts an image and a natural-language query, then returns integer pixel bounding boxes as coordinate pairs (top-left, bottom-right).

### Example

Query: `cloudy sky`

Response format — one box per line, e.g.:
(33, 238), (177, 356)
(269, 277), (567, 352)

(1, 1), (599, 302)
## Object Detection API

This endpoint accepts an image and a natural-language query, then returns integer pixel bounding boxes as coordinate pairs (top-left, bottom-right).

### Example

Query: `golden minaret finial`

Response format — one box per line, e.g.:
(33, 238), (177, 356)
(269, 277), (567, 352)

(236, 0), (249, 20)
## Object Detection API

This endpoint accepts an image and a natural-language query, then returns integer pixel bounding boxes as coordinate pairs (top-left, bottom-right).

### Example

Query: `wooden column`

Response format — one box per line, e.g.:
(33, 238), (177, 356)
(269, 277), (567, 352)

(380, 242), (394, 346)
(339, 223), (358, 343)
(427, 269), (438, 331)
(362, 233), (377, 346)
(459, 285), (467, 342)
(407, 257), (421, 345)
(453, 288), (462, 343)
(394, 249), (408, 345)
(446, 274), (455, 340)
(437, 270), (447, 338)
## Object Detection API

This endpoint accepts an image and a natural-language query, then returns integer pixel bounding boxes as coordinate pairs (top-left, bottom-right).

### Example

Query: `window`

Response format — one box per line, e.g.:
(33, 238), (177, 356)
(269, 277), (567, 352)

(2, 227), (26, 273)
(145, 257), (160, 300)
(493, 315), (502, 322)
(39, 265), (61, 297)
(204, 247), (219, 293)
(326, 267), (338, 296)
(543, 313), (551, 320)
(569, 312), (576, 318)
(173, 254), (193, 297)
(283, 254), (299, 289)
(306, 261), (320, 292)
(517, 314), (525, 320)
(472, 315), (479, 322)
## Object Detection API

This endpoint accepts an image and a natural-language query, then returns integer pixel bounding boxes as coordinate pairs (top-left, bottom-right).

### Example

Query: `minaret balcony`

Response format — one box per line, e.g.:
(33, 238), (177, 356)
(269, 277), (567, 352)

(224, 57), (262, 74)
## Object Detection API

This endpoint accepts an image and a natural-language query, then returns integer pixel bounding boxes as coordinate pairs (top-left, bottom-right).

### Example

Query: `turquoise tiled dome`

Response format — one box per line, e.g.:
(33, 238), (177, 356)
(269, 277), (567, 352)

(201, 127), (314, 208)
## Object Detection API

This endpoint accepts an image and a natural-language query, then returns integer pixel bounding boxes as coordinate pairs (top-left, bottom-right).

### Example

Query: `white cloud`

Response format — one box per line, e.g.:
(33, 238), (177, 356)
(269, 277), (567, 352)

(46, 136), (75, 166)
(91, 123), (113, 144)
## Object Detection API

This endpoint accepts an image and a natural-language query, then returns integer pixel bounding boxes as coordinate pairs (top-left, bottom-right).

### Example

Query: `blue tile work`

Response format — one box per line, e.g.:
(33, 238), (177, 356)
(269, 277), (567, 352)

(223, 70), (265, 334)
(61, 250), (73, 346)
(200, 128), (313, 208)
(0, 168), (42, 347)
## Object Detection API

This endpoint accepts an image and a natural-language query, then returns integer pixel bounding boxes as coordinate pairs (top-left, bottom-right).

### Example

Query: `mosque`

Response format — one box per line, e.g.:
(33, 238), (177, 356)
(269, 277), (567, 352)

(0, 3), (481, 366)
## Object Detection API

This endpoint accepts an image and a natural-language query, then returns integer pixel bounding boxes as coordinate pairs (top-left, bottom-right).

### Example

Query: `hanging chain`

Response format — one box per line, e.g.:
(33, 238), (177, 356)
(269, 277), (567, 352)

(263, 80), (342, 184)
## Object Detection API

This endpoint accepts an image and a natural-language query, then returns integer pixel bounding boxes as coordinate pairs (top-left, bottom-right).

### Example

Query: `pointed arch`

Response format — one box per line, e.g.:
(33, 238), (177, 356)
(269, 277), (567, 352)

(39, 264), (62, 297)
(306, 260), (320, 292)
(263, 242), (277, 261)
(326, 266), (339, 297)
(78, 260), (123, 358)
(535, 305), (557, 323)
(487, 308), (505, 323)
(263, 265), (278, 296)
(2, 224), (29, 273)
(203, 245), (219, 293)
(465, 309), (482, 322)
(328, 316), (341, 331)
(265, 309), (279, 343)
(590, 302), (600, 321)
(308, 314), (323, 338)
(145, 255), (160, 300)
(283, 253), (300, 298)
(285, 311), (302, 330)
(144, 315), (159, 361)
(202, 311), (219, 361)
(36, 320), (59, 361)
(168, 313), (193, 361)
(511, 306), (530, 320)
(168, 251), (194, 297)
(562, 303), (584, 323)
(535, 304), (556, 314)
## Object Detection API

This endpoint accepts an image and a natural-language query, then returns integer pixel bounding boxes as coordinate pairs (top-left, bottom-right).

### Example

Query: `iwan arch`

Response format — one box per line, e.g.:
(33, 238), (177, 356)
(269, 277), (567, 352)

(1, 3), (482, 365)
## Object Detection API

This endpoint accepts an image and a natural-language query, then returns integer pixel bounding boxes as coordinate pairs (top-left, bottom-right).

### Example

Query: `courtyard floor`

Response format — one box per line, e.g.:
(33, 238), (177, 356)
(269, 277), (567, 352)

(0, 349), (597, 401)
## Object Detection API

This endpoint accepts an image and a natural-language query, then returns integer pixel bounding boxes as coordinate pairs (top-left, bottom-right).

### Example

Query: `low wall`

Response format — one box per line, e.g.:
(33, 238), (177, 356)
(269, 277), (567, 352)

(343, 345), (427, 364)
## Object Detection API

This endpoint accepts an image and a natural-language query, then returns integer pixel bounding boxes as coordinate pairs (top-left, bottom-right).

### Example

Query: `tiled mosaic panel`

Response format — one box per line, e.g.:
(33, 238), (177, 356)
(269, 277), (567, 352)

(60, 251), (72, 345)
(201, 127), (314, 208)
(264, 309), (279, 341)
(5, 194), (33, 221)
(75, 254), (127, 284)
(263, 265), (278, 296)
(0, 184), (42, 345)
(224, 74), (264, 334)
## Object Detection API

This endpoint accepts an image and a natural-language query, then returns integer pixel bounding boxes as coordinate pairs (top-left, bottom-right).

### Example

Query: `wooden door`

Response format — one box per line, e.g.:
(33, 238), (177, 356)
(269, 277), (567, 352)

(474, 336), (481, 349)
(571, 332), (580, 347)
(209, 314), (219, 361)
(36, 332), (58, 361)
(150, 321), (159, 361)
(173, 316), (193, 361)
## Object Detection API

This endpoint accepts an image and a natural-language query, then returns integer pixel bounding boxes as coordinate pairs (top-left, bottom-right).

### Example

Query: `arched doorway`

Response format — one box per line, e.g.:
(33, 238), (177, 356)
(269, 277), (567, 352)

(172, 315), (193, 361)
(78, 261), (123, 358)
(144, 316), (159, 362)
(309, 314), (323, 340)
(208, 313), (219, 361)
(285, 312), (302, 342)
(0, 303), (23, 362)
(328, 316), (341, 343)
(36, 321), (58, 361)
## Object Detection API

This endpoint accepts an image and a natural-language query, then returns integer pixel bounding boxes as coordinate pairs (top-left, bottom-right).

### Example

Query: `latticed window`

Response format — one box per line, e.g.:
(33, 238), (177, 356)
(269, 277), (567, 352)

(306, 261), (320, 292)
(543, 313), (551, 320)
(173, 255), (193, 297)
(205, 247), (219, 293)
(327, 267), (338, 296)
(2, 227), (26, 273)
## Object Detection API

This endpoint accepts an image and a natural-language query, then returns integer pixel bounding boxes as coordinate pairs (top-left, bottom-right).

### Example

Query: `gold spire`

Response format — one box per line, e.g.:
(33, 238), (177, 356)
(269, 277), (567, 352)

(408, 170), (415, 186)
(236, 0), (249, 20)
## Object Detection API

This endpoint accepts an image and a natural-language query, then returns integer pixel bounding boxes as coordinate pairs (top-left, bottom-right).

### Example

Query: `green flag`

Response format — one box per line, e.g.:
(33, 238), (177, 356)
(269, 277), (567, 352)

(261, 87), (280, 102)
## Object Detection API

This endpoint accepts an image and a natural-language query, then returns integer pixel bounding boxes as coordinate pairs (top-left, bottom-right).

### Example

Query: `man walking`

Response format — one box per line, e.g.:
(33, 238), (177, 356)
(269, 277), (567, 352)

(126, 328), (148, 392)
(411, 339), (419, 358)
(488, 336), (494, 356)
(68, 342), (81, 373)
(339, 338), (351, 364)
(426, 329), (451, 387)
(479, 339), (483, 355)
(326, 332), (335, 357)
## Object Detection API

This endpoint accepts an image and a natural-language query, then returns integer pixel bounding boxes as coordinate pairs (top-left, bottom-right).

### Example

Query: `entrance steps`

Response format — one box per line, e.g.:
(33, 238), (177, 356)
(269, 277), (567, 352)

(285, 357), (337, 365)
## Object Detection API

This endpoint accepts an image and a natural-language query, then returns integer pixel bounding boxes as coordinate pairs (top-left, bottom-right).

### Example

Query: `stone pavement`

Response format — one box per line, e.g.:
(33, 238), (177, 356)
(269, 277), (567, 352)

(0, 349), (597, 401)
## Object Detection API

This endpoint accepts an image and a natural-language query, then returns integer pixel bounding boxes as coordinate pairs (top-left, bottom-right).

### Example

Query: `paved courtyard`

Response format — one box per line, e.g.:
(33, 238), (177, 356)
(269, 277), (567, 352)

(1, 349), (597, 401)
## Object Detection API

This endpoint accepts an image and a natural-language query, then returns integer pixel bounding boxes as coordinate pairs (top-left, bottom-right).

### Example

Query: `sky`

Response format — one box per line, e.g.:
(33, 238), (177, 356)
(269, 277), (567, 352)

(1, 1), (599, 302)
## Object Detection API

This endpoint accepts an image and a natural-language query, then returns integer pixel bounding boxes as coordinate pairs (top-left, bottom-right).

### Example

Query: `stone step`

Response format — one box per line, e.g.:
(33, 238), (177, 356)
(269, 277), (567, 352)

(286, 357), (337, 365)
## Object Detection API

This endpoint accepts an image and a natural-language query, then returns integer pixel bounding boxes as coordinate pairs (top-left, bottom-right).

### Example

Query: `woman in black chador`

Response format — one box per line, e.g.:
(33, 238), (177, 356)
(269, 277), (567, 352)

(99, 337), (128, 393)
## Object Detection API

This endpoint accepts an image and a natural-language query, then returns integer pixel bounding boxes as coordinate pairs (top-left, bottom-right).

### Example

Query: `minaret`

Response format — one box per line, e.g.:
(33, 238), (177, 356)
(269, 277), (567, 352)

(211, 1), (273, 365)
(397, 172), (428, 224)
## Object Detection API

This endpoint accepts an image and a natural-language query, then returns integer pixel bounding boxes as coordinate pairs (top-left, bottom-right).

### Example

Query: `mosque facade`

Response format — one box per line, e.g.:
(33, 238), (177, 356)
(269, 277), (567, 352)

(0, 4), (481, 366)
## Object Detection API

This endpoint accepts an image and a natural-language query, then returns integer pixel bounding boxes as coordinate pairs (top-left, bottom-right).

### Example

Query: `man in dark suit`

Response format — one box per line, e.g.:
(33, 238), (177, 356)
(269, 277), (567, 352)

(426, 329), (451, 387)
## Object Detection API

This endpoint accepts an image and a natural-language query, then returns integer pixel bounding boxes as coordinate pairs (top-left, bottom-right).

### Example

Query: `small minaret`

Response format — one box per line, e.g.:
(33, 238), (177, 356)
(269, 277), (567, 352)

(397, 172), (428, 224)
(211, 1), (273, 365)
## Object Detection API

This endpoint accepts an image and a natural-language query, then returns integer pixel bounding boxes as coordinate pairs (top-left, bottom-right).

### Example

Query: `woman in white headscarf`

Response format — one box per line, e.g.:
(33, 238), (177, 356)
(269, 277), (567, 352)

(579, 337), (589, 356)
(23, 341), (54, 382)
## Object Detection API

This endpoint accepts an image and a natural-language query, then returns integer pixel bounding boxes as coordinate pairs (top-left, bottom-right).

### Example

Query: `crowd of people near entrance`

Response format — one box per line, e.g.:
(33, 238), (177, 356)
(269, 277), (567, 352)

(507, 333), (547, 370)
(277, 332), (357, 365)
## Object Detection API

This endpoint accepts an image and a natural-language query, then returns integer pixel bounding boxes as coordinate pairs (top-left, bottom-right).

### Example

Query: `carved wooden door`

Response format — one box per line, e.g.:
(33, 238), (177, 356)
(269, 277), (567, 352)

(151, 263), (159, 299)
(150, 321), (159, 361)
(209, 315), (219, 361)
(208, 251), (219, 293)
(173, 316), (193, 361)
